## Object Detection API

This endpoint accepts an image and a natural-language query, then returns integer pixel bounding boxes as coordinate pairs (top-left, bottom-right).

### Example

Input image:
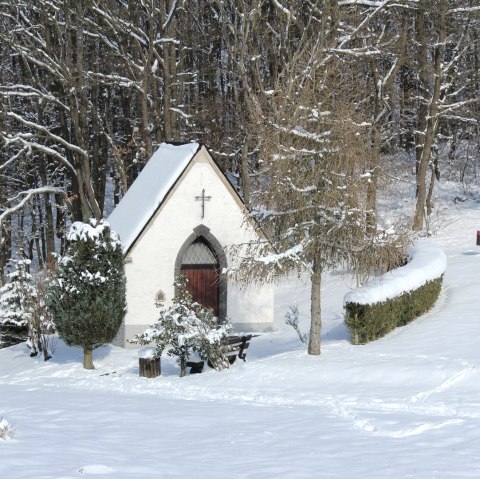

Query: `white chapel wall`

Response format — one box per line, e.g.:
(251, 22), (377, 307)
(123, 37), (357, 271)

(114, 148), (275, 346)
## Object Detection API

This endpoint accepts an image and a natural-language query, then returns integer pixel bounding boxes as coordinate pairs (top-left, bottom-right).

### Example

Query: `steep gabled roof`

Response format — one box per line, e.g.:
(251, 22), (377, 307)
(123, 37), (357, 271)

(108, 142), (200, 253)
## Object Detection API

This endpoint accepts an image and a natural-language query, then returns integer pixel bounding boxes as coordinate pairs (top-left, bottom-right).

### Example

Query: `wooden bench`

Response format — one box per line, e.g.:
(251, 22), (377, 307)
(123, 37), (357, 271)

(225, 334), (258, 363)
(187, 334), (259, 374)
(186, 360), (205, 374)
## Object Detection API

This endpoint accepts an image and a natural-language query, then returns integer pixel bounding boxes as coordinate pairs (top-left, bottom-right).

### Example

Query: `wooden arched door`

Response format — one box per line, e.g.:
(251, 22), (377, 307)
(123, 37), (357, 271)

(180, 238), (219, 316)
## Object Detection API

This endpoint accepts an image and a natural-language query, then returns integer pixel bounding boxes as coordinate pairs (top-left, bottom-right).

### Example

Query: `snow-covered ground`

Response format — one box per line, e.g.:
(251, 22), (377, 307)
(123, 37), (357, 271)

(2, 171), (480, 478)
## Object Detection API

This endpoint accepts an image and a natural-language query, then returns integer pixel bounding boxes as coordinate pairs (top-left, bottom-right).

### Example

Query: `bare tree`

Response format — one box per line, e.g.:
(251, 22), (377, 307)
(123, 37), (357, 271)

(413, 1), (480, 230)
(232, 43), (407, 355)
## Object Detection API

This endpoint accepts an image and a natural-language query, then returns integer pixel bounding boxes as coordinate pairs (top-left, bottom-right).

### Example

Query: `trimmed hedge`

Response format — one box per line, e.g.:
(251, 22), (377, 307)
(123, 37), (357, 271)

(345, 275), (443, 345)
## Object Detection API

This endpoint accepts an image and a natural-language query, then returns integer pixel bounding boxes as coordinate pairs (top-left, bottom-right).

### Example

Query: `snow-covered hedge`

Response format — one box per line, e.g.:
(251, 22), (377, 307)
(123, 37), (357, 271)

(344, 242), (446, 344)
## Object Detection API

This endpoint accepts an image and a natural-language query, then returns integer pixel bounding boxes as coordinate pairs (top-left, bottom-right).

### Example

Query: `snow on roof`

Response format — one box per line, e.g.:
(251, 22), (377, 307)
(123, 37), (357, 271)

(344, 241), (447, 306)
(108, 142), (200, 253)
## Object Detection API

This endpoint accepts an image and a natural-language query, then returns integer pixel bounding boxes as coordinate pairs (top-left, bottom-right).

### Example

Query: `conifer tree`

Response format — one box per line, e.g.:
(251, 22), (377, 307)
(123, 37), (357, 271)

(0, 259), (35, 348)
(48, 219), (126, 369)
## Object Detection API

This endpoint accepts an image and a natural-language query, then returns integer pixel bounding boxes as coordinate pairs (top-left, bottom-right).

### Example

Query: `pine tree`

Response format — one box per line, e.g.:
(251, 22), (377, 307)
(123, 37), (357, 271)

(135, 275), (232, 377)
(0, 259), (35, 348)
(47, 219), (126, 369)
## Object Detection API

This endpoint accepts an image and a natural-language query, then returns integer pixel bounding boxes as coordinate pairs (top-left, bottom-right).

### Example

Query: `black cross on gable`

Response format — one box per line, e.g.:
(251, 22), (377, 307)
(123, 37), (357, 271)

(195, 189), (212, 219)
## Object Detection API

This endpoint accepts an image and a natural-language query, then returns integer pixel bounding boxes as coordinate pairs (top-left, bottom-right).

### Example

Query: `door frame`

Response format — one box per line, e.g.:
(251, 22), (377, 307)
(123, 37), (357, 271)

(174, 225), (227, 320)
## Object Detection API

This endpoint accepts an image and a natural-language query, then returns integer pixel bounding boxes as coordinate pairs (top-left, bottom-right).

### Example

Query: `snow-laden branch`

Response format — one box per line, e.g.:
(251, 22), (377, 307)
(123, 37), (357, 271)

(272, 124), (331, 144)
(448, 6), (480, 14)
(0, 146), (29, 172)
(162, 0), (178, 30)
(272, 0), (297, 22)
(330, 47), (382, 57)
(338, 0), (391, 5)
(6, 112), (88, 159)
(284, 177), (317, 194)
(20, 140), (76, 174)
(441, 37), (469, 78)
(169, 107), (192, 119)
(90, 5), (149, 49)
(438, 98), (480, 116)
(254, 242), (305, 267)
(87, 71), (142, 89)
(154, 38), (180, 45)
(0, 85), (70, 111)
(2, 134), (76, 173)
(0, 187), (66, 226)
(253, 205), (316, 220)
(12, 44), (67, 82)
(442, 115), (478, 124)
(332, 0), (395, 55)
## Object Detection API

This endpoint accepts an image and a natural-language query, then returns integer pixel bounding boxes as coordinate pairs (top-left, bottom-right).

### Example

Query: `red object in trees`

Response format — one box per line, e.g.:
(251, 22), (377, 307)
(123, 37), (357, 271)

(477, 231), (480, 246)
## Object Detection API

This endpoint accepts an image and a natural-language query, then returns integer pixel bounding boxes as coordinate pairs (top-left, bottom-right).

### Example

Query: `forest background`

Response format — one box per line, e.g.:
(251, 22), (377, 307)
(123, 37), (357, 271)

(1, 0), (479, 281)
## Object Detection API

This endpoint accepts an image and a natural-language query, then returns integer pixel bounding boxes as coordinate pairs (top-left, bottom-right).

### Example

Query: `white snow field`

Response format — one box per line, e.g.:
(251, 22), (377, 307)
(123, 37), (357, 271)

(2, 187), (480, 477)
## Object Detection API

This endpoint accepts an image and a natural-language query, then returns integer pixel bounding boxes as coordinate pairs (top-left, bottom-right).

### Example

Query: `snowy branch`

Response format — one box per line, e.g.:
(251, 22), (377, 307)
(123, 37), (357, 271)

(0, 85), (69, 111)
(448, 6), (480, 14)
(0, 187), (66, 226)
(162, 0), (178, 30)
(5, 112), (88, 159)
(272, 0), (297, 22)
(0, 146), (29, 172)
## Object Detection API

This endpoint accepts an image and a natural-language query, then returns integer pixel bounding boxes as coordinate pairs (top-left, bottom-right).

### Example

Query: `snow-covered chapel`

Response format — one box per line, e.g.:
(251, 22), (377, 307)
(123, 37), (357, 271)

(108, 142), (275, 347)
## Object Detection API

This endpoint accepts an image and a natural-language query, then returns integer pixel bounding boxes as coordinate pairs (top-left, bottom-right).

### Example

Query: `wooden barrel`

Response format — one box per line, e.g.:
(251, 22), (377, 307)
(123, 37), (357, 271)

(139, 357), (161, 378)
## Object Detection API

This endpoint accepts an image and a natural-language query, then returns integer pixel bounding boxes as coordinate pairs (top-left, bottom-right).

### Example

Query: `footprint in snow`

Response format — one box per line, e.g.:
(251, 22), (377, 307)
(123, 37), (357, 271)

(388, 419), (465, 438)
(78, 464), (115, 475)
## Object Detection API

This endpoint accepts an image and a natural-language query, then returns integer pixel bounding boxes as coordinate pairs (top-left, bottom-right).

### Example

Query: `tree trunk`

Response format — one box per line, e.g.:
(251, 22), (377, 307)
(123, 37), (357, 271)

(83, 348), (94, 369)
(426, 158), (438, 217)
(308, 254), (322, 356)
(241, 138), (251, 207)
(39, 159), (56, 267)
(180, 357), (187, 377)
(413, 0), (446, 230)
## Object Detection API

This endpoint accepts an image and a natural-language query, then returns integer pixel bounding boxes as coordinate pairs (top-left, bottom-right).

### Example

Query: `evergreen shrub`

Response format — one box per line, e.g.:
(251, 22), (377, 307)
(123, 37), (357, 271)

(345, 276), (443, 345)
(48, 219), (126, 369)
(0, 259), (35, 348)
(133, 275), (232, 377)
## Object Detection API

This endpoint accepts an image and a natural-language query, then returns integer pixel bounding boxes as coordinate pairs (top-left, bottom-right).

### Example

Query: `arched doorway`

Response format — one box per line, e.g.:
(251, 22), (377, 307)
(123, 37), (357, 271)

(175, 225), (227, 320)
(180, 238), (219, 315)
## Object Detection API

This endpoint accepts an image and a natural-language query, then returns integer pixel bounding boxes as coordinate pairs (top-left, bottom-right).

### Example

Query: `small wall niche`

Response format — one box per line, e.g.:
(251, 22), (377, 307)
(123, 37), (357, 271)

(155, 290), (166, 303)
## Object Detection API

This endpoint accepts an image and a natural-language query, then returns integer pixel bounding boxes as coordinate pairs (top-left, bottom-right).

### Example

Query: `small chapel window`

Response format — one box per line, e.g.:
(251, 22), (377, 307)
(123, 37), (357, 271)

(182, 239), (217, 265)
(155, 290), (166, 303)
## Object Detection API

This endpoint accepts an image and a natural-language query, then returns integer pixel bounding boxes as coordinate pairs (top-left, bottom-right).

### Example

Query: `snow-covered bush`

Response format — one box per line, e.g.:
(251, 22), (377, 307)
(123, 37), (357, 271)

(0, 418), (14, 440)
(285, 305), (308, 344)
(47, 219), (126, 369)
(0, 259), (35, 349)
(29, 275), (56, 361)
(0, 260), (56, 359)
(194, 306), (233, 372)
(134, 276), (232, 377)
(344, 242), (446, 344)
